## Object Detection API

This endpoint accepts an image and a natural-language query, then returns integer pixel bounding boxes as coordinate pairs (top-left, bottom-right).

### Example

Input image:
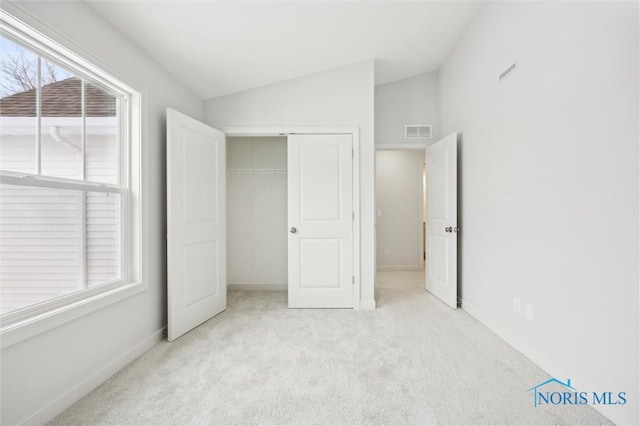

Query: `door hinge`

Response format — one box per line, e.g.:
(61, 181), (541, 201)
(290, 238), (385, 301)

(352, 276), (355, 285)
(352, 148), (354, 157)
(352, 212), (355, 221)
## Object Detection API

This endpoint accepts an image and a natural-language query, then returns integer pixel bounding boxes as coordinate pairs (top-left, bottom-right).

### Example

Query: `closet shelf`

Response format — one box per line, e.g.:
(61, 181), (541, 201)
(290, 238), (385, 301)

(227, 168), (287, 176)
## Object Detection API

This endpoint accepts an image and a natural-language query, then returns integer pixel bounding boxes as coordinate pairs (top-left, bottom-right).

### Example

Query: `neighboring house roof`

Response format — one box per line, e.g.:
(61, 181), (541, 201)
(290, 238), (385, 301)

(0, 78), (116, 117)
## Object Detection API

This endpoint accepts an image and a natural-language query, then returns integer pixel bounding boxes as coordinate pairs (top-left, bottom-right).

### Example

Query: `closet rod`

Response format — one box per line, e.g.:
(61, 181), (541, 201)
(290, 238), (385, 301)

(226, 168), (287, 176)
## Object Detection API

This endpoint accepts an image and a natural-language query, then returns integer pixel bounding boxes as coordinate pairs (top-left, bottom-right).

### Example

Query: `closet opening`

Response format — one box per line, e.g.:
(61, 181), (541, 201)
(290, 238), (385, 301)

(226, 136), (288, 292)
(167, 116), (364, 340)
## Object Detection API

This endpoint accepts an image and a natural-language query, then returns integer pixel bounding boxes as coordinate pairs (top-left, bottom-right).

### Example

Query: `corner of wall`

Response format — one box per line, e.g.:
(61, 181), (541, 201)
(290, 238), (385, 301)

(360, 299), (376, 310)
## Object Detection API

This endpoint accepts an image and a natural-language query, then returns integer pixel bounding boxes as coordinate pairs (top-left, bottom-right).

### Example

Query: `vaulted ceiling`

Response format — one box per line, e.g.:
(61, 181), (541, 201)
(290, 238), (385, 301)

(87, 1), (483, 100)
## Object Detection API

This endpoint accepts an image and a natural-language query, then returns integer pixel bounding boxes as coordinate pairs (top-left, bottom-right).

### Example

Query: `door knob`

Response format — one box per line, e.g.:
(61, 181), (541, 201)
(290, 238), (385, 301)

(290, 227), (297, 233)
(445, 227), (452, 233)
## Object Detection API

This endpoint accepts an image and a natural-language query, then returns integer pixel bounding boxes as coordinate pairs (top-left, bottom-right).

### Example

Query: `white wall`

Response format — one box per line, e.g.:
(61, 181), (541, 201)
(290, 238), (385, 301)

(205, 61), (376, 308)
(375, 150), (424, 269)
(0, 2), (204, 424)
(439, 3), (639, 424)
(375, 72), (438, 144)
(227, 137), (287, 287)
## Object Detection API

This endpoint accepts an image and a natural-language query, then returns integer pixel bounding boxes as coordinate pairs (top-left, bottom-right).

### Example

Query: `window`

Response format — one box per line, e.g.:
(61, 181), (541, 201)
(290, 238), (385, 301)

(0, 12), (143, 331)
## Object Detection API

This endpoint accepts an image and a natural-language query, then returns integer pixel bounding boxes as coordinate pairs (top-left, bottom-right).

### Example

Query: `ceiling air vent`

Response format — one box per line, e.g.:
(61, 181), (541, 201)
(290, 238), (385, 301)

(405, 125), (432, 139)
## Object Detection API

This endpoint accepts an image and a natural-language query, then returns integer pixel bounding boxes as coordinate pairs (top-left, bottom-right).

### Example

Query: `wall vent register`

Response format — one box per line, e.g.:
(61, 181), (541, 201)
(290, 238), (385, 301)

(499, 61), (518, 82)
(404, 125), (432, 139)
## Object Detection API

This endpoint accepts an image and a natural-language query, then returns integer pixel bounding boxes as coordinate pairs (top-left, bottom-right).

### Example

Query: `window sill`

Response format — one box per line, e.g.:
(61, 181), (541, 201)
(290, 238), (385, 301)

(0, 280), (147, 349)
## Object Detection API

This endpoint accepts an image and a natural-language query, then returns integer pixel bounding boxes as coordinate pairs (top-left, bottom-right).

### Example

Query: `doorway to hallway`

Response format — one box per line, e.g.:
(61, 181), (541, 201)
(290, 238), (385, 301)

(375, 133), (459, 309)
(375, 150), (426, 273)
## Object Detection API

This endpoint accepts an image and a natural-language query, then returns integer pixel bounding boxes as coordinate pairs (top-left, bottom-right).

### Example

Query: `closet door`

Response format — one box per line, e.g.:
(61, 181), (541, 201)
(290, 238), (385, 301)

(288, 134), (353, 308)
(167, 109), (226, 341)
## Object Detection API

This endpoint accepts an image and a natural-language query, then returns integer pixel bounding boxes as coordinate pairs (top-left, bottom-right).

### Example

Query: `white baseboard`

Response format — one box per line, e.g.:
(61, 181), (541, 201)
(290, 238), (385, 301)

(20, 327), (165, 425)
(460, 298), (559, 374)
(360, 299), (376, 310)
(459, 298), (624, 425)
(377, 265), (423, 271)
(228, 284), (287, 291)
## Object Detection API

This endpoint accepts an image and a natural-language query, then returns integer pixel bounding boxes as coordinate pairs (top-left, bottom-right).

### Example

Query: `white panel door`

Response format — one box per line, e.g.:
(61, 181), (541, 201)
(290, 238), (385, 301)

(425, 133), (458, 309)
(167, 108), (226, 341)
(288, 134), (353, 308)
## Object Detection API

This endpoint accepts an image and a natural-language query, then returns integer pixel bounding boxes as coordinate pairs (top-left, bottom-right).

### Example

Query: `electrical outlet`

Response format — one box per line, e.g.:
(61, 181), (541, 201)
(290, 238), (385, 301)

(377, 209), (383, 218)
(525, 303), (534, 321)
(383, 248), (389, 256)
(513, 298), (521, 314)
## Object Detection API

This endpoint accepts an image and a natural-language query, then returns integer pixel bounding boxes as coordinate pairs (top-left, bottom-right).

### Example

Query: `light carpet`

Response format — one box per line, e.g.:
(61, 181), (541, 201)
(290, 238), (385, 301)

(50, 271), (611, 425)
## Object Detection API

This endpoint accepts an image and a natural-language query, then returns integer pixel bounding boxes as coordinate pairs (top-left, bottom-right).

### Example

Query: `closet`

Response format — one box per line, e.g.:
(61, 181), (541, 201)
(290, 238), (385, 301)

(226, 136), (288, 290)
(167, 108), (358, 339)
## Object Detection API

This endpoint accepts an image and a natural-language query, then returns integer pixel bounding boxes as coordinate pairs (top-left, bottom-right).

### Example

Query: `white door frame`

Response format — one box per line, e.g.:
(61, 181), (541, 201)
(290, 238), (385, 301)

(221, 126), (361, 309)
(375, 140), (458, 309)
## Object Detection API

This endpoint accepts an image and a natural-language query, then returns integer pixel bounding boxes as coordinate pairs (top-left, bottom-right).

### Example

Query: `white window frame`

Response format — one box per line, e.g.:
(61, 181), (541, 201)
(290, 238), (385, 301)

(0, 10), (146, 348)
